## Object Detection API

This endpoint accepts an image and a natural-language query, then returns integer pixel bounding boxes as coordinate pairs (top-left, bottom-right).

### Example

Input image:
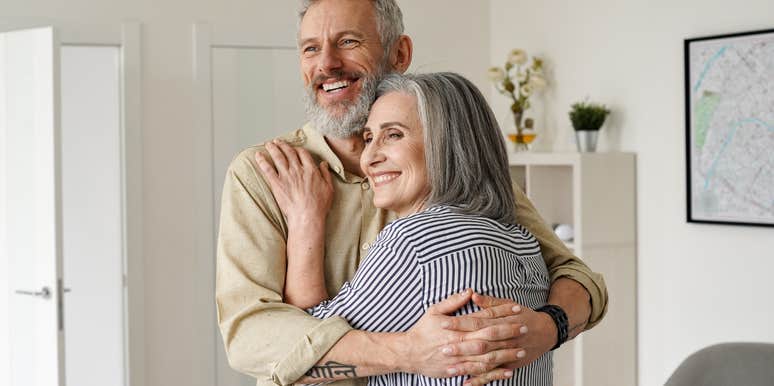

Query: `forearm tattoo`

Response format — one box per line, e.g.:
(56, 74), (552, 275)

(305, 361), (358, 379)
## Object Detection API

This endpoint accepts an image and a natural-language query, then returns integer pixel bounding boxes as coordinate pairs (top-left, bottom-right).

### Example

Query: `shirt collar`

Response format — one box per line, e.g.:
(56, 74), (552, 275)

(301, 123), (365, 183)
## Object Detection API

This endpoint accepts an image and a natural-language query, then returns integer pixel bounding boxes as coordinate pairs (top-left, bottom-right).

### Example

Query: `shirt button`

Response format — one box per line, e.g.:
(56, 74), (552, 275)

(362, 242), (370, 250)
(361, 182), (370, 190)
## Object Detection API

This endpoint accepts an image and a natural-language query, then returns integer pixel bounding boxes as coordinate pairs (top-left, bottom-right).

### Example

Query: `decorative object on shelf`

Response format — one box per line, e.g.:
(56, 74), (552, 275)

(553, 223), (575, 242)
(488, 49), (547, 151)
(685, 28), (774, 227)
(569, 99), (610, 153)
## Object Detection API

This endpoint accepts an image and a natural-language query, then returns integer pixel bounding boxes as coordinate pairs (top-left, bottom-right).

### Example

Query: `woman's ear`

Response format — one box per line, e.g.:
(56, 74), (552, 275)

(390, 35), (413, 73)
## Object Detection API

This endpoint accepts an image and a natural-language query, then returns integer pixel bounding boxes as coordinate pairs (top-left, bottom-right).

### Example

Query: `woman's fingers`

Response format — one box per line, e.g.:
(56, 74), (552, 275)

(264, 141), (289, 172)
(467, 302), (522, 319)
(254, 152), (279, 185)
(274, 139), (303, 170)
(319, 161), (333, 186)
(297, 146), (317, 170)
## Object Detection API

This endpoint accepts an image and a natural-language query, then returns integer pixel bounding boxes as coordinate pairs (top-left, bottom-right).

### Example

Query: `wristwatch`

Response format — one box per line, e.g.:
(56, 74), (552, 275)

(536, 304), (569, 350)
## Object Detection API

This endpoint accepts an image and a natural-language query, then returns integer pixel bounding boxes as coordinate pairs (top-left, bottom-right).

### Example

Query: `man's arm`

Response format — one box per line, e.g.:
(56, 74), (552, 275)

(296, 290), (525, 384)
(513, 185), (608, 329)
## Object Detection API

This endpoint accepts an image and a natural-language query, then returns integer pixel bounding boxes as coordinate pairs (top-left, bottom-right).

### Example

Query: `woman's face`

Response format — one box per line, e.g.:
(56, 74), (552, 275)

(360, 91), (430, 217)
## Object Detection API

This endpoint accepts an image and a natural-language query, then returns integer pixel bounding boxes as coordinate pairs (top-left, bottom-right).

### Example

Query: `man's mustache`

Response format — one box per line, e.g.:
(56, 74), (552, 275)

(310, 70), (365, 88)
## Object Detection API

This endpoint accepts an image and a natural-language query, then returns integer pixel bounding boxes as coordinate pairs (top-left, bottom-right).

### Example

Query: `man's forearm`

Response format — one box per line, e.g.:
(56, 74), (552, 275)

(547, 277), (592, 340)
(296, 330), (404, 383)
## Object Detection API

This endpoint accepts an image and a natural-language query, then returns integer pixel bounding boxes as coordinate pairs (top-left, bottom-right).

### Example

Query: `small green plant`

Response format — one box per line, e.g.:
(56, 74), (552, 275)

(569, 100), (611, 131)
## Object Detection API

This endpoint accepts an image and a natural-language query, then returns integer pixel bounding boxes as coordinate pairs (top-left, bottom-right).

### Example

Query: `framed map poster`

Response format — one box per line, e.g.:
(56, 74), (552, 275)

(685, 28), (774, 227)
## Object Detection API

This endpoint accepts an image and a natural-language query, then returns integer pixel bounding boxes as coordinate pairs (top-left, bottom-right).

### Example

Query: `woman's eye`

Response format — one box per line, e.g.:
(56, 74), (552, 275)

(388, 132), (403, 139)
(363, 136), (373, 144)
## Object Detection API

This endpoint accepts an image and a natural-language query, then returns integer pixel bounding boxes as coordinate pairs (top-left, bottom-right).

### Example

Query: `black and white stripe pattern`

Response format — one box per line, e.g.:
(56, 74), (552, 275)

(309, 205), (552, 385)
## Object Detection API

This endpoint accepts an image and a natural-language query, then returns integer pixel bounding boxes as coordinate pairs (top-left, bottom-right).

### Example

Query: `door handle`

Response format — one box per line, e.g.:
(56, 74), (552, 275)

(14, 286), (52, 299)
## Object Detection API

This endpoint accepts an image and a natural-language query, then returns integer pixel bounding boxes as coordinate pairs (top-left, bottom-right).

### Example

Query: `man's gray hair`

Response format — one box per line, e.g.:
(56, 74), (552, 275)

(375, 72), (518, 224)
(298, 0), (405, 57)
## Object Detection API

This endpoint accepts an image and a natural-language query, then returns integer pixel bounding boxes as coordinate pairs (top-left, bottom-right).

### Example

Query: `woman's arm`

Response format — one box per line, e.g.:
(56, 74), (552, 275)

(256, 140), (333, 309)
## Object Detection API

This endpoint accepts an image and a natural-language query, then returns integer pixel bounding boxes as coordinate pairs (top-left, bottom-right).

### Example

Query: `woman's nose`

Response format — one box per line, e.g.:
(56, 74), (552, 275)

(361, 142), (386, 168)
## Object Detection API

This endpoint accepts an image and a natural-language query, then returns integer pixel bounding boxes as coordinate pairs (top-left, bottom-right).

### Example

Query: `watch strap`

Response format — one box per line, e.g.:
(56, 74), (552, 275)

(536, 304), (569, 350)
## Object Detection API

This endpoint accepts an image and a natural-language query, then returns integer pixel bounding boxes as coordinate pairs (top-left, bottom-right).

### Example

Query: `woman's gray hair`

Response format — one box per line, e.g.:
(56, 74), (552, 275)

(298, 0), (405, 58)
(376, 72), (518, 224)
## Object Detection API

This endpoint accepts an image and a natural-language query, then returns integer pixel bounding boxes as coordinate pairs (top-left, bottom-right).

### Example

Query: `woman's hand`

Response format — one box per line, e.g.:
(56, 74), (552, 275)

(255, 139), (333, 228)
(256, 139), (333, 308)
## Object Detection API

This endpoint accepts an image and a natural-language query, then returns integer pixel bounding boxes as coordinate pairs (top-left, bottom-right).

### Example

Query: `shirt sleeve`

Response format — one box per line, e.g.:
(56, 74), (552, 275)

(513, 184), (609, 329)
(215, 149), (353, 385)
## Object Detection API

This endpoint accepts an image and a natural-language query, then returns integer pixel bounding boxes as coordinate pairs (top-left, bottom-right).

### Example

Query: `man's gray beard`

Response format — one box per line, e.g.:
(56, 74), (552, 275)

(303, 73), (381, 139)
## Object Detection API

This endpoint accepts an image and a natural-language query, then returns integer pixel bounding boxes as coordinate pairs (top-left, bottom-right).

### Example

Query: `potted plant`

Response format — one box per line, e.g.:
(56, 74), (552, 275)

(569, 100), (610, 152)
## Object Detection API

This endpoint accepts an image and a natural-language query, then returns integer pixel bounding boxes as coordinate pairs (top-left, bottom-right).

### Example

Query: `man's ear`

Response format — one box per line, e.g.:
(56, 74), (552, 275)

(390, 35), (413, 73)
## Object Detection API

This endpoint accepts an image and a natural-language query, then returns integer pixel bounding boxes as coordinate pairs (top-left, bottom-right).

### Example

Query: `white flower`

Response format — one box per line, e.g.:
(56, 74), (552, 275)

(516, 72), (528, 83)
(529, 74), (547, 90)
(508, 49), (528, 66)
(487, 67), (506, 82)
(520, 84), (534, 97)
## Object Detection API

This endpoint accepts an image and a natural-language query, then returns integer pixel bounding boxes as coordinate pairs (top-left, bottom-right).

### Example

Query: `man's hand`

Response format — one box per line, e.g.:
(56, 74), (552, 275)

(453, 294), (556, 386)
(392, 290), (526, 382)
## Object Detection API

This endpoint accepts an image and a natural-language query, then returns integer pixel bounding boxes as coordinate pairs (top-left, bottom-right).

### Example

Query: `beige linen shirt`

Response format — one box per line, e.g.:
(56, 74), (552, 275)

(216, 124), (608, 386)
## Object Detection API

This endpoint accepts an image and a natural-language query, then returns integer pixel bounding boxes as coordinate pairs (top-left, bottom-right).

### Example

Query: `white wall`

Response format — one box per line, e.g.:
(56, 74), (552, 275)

(489, 1), (774, 385)
(0, 1), (490, 385)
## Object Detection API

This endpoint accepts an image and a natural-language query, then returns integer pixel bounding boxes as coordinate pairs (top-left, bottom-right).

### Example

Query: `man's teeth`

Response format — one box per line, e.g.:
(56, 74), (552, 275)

(374, 174), (399, 183)
(322, 80), (350, 92)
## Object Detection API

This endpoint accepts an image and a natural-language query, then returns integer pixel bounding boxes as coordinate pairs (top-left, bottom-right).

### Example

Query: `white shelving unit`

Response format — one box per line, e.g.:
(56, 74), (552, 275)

(509, 152), (637, 386)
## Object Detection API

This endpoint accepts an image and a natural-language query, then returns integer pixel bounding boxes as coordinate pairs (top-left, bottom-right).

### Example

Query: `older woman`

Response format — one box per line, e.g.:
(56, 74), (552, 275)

(263, 73), (552, 385)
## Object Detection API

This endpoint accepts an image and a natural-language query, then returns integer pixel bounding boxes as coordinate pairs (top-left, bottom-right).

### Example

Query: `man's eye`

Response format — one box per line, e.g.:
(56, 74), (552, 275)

(341, 39), (358, 47)
(363, 136), (373, 144)
(303, 46), (318, 53)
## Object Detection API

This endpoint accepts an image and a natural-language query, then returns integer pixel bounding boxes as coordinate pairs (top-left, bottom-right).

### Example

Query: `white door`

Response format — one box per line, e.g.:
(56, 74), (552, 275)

(0, 27), (65, 386)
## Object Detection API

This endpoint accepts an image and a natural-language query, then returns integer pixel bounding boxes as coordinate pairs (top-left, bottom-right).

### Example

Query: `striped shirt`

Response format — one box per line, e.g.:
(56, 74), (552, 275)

(308, 205), (552, 386)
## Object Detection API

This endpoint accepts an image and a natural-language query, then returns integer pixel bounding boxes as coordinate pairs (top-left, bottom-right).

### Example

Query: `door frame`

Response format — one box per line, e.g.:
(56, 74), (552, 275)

(191, 20), (298, 385)
(0, 20), (145, 386)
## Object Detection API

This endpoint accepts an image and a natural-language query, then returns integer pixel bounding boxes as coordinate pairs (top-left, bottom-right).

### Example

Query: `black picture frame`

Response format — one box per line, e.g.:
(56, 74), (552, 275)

(684, 27), (774, 227)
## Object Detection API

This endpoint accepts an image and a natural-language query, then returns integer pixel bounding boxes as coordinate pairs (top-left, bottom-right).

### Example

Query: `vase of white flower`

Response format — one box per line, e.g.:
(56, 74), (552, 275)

(488, 49), (547, 151)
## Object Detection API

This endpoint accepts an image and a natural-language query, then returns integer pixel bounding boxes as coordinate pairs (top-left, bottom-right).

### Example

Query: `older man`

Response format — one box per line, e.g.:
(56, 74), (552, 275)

(216, 0), (608, 385)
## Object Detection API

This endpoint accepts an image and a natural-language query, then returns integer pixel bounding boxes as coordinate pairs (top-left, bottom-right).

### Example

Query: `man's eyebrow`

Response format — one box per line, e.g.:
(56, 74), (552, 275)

(298, 37), (317, 47)
(298, 30), (366, 46)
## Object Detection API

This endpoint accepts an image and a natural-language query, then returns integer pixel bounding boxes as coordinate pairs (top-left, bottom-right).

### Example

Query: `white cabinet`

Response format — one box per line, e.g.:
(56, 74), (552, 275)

(509, 152), (637, 386)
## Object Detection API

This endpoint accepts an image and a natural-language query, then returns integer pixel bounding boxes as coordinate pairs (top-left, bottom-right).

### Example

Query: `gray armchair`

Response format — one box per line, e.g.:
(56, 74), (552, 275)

(665, 342), (774, 386)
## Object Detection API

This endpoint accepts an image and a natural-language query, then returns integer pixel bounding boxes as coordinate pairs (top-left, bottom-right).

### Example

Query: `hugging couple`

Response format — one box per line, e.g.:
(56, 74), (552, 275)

(215, 1), (608, 386)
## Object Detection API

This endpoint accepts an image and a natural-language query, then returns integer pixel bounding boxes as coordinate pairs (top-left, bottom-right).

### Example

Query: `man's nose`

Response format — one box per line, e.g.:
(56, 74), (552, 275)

(319, 45), (343, 74)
